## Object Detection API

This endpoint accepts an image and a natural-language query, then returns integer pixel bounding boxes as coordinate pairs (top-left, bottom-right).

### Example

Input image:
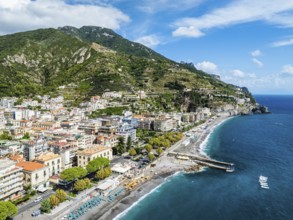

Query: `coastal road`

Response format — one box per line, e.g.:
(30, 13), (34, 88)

(17, 190), (54, 214)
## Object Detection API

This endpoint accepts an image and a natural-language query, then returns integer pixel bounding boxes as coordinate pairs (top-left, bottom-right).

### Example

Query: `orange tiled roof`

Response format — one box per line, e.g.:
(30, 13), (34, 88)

(9, 154), (24, 162)
(16, 161), (45, 171)
(77, 145), (109, 156)
(35, 152), (61, 161)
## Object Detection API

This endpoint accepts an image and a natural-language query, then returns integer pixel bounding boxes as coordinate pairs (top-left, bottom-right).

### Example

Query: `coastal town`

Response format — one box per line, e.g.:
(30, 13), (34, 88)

(0, 89), (255, 220)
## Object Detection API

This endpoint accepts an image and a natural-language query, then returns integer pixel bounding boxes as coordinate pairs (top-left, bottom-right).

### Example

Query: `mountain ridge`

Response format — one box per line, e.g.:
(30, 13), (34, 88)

(0, 26), (254, 109)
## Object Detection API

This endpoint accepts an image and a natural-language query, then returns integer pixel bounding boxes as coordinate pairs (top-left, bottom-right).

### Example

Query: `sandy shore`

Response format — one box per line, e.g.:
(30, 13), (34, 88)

(79, 116), (231, 220)
(85, 171), (178, 220)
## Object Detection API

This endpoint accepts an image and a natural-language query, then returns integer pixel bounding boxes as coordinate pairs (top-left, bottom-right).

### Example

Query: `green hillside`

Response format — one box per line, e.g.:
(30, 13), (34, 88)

(0, 26), (253, 108)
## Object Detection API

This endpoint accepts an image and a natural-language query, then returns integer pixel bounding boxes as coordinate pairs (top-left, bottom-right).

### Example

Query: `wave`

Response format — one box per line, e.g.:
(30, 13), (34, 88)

(113, 172), (182, 220)
(199, 117), (235, 155)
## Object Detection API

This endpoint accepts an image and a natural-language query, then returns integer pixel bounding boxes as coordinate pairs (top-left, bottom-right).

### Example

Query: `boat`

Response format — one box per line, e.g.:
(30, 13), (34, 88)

(226, 165), (235, 172)
(259, 175), (269, 189)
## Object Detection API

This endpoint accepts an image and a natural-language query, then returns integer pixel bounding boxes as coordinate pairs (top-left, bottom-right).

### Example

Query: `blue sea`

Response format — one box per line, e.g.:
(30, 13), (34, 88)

(117, 95), (293, 220)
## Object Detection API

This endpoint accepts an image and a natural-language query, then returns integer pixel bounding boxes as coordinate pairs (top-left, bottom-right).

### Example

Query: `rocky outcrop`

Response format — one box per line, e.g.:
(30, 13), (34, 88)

(252, 105), (271, 114)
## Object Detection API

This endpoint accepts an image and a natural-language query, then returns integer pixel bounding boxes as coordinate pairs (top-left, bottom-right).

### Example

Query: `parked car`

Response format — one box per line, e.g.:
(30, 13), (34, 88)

(31, 209), (41, 217)
(34, 196), (42, 203)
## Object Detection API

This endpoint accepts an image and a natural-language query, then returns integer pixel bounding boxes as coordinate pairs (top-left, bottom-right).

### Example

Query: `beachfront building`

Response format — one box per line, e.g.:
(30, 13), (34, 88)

(0, 159), (24, 201)
(153, 118), (175, 132)
(116, 123), (136, 142)
(16, 161), (50, 191)
(76, 145), (113, 168)
(35, 152), (62, 177)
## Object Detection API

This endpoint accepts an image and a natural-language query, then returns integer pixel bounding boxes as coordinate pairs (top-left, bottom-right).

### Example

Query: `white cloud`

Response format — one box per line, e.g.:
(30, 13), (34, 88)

(195, 61), (218, 74)
(251, 50), (262, 57)
(0, 0), (130, 35)
(248, 73), (257, 78)
(252, 58), (263, 67)
(230, 69), (246, 78)
(172, 1), (293, 38)
(135, 35), (161, 48)
(281, 64), (293, 77)
(139, 0), (203, 14)
(271, 38), (293, 47)
(173, 26), (204, 38)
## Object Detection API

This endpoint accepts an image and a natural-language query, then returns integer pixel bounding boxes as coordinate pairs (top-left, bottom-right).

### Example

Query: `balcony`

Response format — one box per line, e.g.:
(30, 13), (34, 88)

(0, 184), (23, 200)
(0, 177), (23, 189)
(0, 172), (23, 183)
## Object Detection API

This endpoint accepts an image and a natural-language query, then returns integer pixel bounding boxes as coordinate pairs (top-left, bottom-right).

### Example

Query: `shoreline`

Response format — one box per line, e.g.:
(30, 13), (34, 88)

(198, 116), (234, 155)
(80, 116), (232, 220)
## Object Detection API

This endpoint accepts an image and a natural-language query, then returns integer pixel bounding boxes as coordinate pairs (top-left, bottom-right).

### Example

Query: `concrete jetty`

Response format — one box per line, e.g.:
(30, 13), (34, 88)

(168, 152), (234, 172)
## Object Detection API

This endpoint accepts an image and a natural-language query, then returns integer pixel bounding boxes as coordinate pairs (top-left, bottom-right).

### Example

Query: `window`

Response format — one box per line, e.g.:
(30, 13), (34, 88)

(57, 159), (60, 163)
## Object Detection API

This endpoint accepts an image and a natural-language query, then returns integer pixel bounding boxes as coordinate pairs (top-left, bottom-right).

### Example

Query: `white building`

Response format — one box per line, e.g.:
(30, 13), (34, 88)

(0, 98), (16, 108)
(0, 159), (24, 201)
(77, 145), (113, 168)
(35, 152), (62, 177)
(0, 110), (5, 129)
(16, 161), (50, 190)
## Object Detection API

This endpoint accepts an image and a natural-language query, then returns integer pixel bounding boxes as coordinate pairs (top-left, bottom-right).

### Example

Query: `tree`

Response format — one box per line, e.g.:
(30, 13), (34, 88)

(161, 139), (171, 148)
(84, 178), (91, 188)
(0, 201), (18, 220)
(145, 144), (152, 153)
(86, 157), (110, 173)
(0, 203), (8, 220)
(148, 153), (155, 161)
(174, 132), (183, 141)
(149, 137), (160, 147)
(112, 146), (118, 155)
(60, 167), (87, 181)
(135, 146), (142, 155)
(0, 131), (12, 141)
(116, 136), (125, 154)
(55, 189), (67, 202)
(74, 179), (86, 192)
(129, 148), (137, 156)
(104, 167), (112, 177)
(156, 147), (163, 155)
(126, 136), (132, 151)
(95, 167), (112, 180)
(4, 201), (18, 217)
(95, 169), (106, 180)
(40, 199), (51, 213)
(14, 98), (23, 106)
(22, 132), (30, 139)
(49, 195), (60, 207)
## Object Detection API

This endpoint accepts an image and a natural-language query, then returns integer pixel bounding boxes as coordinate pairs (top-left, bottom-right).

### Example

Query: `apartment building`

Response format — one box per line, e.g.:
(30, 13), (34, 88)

(35, 152), (62, 177)
(16, 161), (50, 190)
(76, 145), (112, 168)
(0, 159), (23, 201)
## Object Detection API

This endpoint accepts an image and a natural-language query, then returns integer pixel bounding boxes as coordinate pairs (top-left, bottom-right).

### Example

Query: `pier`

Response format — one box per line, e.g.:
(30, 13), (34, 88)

(168, 152), (234, 172)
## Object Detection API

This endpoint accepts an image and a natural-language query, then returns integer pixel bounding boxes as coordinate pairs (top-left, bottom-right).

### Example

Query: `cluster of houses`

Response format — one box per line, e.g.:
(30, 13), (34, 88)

(0, 90), (247, 202)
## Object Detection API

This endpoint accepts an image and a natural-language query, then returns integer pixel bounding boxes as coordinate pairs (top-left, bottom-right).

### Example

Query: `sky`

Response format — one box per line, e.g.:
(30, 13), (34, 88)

(1, 0), (293, 94)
